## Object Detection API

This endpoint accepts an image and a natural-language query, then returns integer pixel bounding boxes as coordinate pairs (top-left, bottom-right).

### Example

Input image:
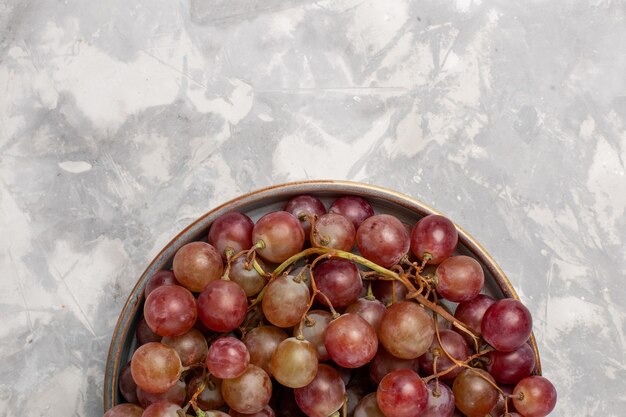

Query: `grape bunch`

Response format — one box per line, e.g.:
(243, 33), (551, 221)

(105, 194), (557, 417)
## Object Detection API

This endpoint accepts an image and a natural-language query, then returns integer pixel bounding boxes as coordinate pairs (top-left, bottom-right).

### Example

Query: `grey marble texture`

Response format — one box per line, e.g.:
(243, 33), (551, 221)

(1, 0), (625, 415)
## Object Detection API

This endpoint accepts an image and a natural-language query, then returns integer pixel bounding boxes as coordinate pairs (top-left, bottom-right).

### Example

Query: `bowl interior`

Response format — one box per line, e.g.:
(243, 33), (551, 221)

(104, 180), (541, 410)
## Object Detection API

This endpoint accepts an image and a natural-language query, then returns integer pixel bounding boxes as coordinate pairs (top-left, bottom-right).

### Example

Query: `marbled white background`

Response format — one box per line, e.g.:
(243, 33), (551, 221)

(1, 0), (625, 415)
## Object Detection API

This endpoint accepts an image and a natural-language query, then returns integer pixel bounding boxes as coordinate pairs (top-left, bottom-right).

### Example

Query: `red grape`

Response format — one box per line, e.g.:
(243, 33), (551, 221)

(244, 326), (288, 376)
(312, 213), (356, 251)
(136, 316), (162, 345)
(345, 297), (386, 332)
(419, 329), (469, 380)
(253, 211), (305, 263)
(376, 369), (428, 417)
(262, 274), (310, 328)
(145, 270), (179, 298)
(118, 362), (138, 403)
(410, 215), (458, 264)
(162, 328), (208, 366)
(229, 405), (276, 417)
(297, 310), (333, 361)
(230, 256), (267, 297)
(141, 401), (181, 417)
(103, 403), (143, 417)
(137, 380), (186, 408)
(130, 342), (182, 394)
(222, 364), (273, 414)
(284, 195), (327, 239)
(452, 369), (498, 417)
(372, 280), (408, 306)
(512, 376), (557, 417)
(481, 299), (532, 352)
(186, 374), (224, 410)
(453, 294), (495, 344)
(435, 256), (484, 302)
(329, 196), (374, 228)
(173, 241), (223, 292)
(369, 347), (419, 384)
(345, 384), (367, 416)
(489, 384), (516, 417)
(354, 393), (385, 417)
(271, 337), (319, 388)
(144, 285), (197, 337)
(379, 301), (435, 359)
(206, 336), (250, 379)
(208, 212), (254, 258)
(314, 258), (362, 308)
(294, 364), (346, 417)
(422, 380), (455, 417)
(485, 343), (536, 384)
(197, 280), (248, 332)
(324, 314), (378, 368)
(356, 214), (410, 268)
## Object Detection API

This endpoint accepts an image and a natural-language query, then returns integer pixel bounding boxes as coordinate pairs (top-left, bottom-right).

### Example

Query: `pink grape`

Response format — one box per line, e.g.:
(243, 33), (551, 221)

(324, 314), (378, 368)
(485, 343), (536, 384)
(229, 256), (267, 297)
(136, 316), (161, 345)
(356, 214), (410, 268)
(314, 258), (362, 308)
(222, 364), (273, 414)
(410, 214), (458, 264)
(103, 403), (143, 417)
(141, 401), (181, 417)
(297, 309), (333, 361)
(354, 393), (385, 417)
(186, 374), (224, 410)
(144, 285), (197, 337)
(453, 294), (496, 344)
(130, 342), (181, 394)
(369, 347), (419, 384)
(208, 212), (254, 258)
(197, 280), (248, 332)
(294, 364), (346, 417)
(144, 270), (179, 298)
(262, 274), (310, 328)
(118, 362), (138, 403)
(271, 337), (319, 388)
(376, 369), (428, 417)
(244, 325), (288, 376)
(378, 301), (435, 359)
(229, 405), (276, 417)
(345, 297), (386, 332)
(329, 196), (374, 228)
(453, 369), (498, 417)
(435, 255), (484, 302)
(512, 376), (557, 417)
(284, 194), (327, 239)
(312, 213), (356, 251)
(372, 280), (408, 306)
(161, 328), (208, 366)
(481, 299), (532, 352)
(172, 241), (224, 292)
(137, 380), (185, 408)
(206, 336), (250, 379)
(253, 211), (305, 263)
(422, 381), (455, 417)
(419, 329), (469, 380)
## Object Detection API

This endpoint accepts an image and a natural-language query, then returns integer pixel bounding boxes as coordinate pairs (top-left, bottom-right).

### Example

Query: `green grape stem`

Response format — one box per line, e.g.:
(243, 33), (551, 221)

(266, 247), (478, 346)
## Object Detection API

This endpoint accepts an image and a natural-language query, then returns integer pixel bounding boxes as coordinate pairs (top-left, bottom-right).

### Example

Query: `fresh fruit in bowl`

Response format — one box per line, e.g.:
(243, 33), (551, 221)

(104, 181), (556, 417)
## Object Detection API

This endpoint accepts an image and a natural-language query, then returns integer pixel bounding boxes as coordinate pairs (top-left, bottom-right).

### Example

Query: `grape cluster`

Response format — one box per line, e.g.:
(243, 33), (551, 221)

(105, 194), (557, 417)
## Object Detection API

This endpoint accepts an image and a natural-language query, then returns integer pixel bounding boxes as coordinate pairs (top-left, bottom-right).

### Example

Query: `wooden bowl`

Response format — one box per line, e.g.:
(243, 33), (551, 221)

(103, 180), (541, 411)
